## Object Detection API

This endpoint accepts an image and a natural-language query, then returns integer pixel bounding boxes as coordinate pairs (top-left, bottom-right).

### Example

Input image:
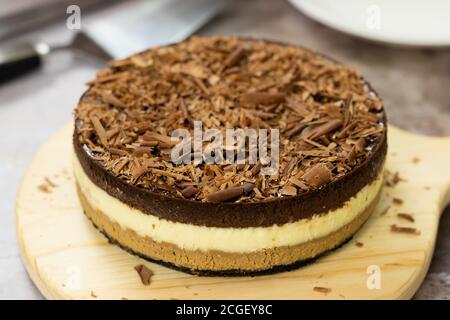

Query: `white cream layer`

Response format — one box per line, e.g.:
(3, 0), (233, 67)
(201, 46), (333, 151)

(74, 153), (383, 253)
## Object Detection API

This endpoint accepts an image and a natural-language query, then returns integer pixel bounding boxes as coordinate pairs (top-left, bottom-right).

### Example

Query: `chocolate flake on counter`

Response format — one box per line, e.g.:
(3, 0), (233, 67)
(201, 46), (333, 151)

(390, 224), (420, 235)
(90, 291), (97, 298)
(313, 286), (332, 294)
(412, 157), (420, 164)
(134, 264), (153, 286)
(75, 36), (386, 203)
(392, 198), (403, 205)
(397, 213), (415, 223)
(355, 242), (364, 247)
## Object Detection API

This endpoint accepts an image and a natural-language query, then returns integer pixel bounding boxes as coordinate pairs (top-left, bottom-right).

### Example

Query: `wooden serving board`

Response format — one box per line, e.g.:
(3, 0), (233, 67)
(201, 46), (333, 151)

(16, 124), (450, 300)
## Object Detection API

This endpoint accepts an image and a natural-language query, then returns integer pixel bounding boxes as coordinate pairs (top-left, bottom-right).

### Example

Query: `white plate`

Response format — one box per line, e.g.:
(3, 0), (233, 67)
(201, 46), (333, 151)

(288, 0), (450, 47)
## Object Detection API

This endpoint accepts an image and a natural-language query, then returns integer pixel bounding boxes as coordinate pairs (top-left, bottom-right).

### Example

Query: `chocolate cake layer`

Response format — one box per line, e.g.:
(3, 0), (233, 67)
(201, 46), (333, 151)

(74, 130), (386, 228)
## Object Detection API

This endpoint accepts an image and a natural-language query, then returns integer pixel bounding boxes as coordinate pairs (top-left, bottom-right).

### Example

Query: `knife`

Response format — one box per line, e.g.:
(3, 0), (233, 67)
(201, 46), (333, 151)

(0, 0), (225, 84)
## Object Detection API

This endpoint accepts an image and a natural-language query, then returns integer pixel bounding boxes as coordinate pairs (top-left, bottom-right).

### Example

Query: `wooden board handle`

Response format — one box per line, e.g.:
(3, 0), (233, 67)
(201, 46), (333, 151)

(388, 126), (450, 214)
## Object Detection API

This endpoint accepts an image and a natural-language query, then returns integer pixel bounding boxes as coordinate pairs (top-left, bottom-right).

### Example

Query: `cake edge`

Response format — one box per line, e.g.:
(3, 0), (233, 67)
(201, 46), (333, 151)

(77, 181), (381, 276)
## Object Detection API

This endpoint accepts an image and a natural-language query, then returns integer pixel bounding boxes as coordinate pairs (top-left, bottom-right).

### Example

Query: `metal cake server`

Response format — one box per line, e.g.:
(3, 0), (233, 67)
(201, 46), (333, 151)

(0, 0), (225, 84)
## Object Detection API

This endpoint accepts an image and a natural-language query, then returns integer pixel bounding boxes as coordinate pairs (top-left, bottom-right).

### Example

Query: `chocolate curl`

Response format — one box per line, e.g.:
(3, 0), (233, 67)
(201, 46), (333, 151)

(181, 186), (198, 198)
(301, 163), (332, 187)
(307, 119), (343, 140)
(100, 90), (125, 108)
(240, 92), (285, 105)
(224, 46), (247, 68)
(206, 183), (254, 202)
(90, 116), (108, 147)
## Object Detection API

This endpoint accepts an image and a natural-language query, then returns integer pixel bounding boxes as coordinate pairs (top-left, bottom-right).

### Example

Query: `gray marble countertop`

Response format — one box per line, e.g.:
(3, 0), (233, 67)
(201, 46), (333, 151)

(0, 0), (449, 299)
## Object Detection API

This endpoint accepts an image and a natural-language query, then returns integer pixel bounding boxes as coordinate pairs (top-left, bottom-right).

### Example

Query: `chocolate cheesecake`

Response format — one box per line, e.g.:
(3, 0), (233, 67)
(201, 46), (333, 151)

(73, 36), (387, 275)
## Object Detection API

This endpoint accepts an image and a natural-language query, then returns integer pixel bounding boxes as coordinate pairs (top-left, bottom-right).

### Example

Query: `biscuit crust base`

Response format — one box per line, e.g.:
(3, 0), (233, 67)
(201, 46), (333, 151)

(77, 184), (380, 276)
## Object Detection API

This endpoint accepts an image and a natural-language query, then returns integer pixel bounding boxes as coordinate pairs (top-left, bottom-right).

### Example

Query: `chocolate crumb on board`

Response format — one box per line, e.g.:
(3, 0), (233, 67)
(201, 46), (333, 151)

(397, 213), (415, 223)
(45, 177), (57, 188)
(390, 224), (420, 235)
(37, 184), (51, 193)
(392, 197), (403, 205)
(412, 157), (420, 164)
(134, 264), (153, 286)
(37, 176), (57, 193)
(313, 286), (332, 294)
(385, 171), (405, 187)
(393, 172), (405, 184)
(355, 241), (364, 247)
(90, 291), (97, 298)
(379, 206), (390, 216)
(75, 36), (386, 203)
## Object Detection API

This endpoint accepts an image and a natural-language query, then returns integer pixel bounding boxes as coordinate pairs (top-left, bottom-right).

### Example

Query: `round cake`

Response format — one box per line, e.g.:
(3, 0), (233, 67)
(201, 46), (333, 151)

(73, 36), (387, 275)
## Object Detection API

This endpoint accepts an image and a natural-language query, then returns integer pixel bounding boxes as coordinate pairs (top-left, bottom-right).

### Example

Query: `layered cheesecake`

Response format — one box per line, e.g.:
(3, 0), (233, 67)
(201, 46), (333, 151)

(73, 36), (387, 275)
